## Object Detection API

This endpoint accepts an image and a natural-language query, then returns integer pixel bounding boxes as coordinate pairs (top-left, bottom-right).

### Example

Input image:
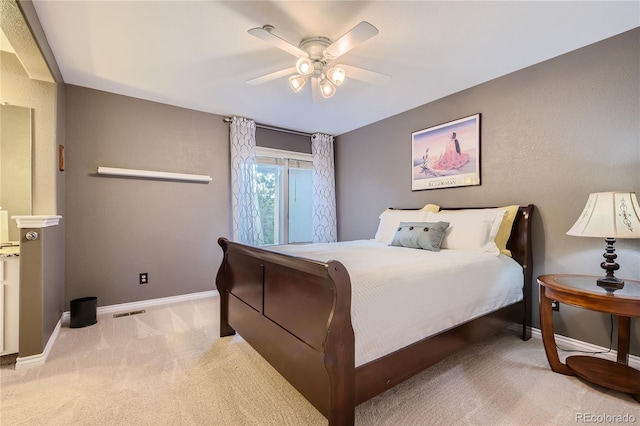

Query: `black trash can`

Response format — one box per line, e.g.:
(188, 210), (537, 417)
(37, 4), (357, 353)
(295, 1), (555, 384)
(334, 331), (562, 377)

(70, 297), (97, 328)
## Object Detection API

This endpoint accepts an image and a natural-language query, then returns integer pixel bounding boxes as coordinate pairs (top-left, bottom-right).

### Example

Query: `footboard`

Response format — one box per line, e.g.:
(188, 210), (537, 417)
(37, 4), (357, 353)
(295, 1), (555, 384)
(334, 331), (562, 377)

(216, 238), (355, 424)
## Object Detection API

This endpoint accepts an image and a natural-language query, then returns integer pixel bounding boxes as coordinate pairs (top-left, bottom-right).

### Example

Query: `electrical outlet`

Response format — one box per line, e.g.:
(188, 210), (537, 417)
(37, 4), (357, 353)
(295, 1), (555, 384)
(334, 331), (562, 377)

(139, 273), (148, 284)
(551, 300), (559, 311)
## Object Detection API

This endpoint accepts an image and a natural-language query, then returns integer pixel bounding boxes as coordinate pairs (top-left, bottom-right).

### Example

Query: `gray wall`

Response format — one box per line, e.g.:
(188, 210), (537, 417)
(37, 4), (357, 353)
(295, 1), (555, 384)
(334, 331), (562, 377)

(63, 94), (307, 307)
(335, 29), (640, 354)
(18, 224), (63, 356)
(256, 127), (311, 153)
(64, 85), (231, 307)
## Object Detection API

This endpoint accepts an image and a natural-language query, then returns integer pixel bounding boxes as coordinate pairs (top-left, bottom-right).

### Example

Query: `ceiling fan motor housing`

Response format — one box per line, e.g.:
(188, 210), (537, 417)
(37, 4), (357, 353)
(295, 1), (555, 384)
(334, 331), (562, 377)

(300, 37), (332, 62)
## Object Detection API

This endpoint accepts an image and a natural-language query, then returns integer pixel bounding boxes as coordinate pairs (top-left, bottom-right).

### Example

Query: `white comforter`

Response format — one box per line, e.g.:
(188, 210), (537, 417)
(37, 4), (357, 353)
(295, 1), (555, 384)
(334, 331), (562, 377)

(272, 240), (524, 367)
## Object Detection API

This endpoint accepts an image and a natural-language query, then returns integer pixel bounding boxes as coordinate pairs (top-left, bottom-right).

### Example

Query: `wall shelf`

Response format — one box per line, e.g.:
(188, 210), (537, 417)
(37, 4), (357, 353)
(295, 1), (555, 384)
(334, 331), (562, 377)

(12, 215), (62, 228)
(97, 167), (212, 183)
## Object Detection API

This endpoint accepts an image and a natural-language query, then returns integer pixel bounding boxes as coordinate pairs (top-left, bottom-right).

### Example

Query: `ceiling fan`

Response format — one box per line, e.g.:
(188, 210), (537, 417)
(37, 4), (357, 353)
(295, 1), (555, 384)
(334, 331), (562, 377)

(247, 21), (390, 101)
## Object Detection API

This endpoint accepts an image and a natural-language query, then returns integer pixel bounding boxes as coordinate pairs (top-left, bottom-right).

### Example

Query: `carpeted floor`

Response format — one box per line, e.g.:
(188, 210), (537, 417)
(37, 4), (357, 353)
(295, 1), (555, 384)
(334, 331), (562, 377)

(1, 296), (637, 425)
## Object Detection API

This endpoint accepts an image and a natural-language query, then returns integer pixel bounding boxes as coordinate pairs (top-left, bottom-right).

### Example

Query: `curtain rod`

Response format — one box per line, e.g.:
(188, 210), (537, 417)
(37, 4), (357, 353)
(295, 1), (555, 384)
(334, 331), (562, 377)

(223, 117), (312, 138)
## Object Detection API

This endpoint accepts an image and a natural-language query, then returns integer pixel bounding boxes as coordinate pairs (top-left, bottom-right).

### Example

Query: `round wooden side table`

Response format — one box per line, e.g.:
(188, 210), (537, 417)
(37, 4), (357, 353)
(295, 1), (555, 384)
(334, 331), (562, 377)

(537, 274), (640, 403)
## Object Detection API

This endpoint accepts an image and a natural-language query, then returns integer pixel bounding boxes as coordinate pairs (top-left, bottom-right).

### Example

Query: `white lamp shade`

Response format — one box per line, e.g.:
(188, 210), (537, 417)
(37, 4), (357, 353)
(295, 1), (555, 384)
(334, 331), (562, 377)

(567, 192), (640, 238)
(288, 75), (307, 93)
(295, 58), (313, 76)
(326, 66), (346, 86)
(319, 78), (336, 98)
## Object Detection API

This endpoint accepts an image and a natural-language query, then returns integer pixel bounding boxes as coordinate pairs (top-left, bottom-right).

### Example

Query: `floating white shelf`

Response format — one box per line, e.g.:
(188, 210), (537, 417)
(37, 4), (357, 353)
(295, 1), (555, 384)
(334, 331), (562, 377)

(97, 167), (212, 183)
(12, 215), (62, 228)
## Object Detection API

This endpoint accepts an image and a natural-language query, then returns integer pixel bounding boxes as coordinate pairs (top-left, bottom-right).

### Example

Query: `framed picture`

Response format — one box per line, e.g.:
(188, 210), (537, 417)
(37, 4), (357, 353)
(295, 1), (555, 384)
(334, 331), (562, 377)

(411, 113), (480, 191)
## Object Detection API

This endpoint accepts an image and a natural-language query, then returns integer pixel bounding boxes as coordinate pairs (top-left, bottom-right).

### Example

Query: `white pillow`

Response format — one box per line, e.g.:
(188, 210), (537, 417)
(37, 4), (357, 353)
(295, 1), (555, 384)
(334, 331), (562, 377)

(428, 209), (507, 255)
(374, 209), (432, 243)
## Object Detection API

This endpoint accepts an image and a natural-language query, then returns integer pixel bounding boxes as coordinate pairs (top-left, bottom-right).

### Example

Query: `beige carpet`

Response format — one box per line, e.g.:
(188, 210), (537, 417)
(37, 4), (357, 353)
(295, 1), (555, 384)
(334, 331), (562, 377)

(1, 296), (637, 425)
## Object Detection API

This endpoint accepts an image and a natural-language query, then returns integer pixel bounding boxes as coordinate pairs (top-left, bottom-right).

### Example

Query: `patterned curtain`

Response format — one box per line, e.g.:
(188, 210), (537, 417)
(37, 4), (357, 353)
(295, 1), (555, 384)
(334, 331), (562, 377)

(230, 116), (264, 246)
(311, 133), (337, 243)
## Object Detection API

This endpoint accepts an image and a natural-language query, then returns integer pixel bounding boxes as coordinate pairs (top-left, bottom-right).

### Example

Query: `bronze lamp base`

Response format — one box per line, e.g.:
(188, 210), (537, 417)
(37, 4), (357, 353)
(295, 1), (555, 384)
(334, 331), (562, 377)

(597, 237), (624, 293)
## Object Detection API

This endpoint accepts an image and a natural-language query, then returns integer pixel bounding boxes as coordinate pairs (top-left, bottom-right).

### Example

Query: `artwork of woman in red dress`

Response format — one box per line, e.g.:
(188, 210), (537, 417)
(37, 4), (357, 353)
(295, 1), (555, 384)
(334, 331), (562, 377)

(430, 132), (470, 171)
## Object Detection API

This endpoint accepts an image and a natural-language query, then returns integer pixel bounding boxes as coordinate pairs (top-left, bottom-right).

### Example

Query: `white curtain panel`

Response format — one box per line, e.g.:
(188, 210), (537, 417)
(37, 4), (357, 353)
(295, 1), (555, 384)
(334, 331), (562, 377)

(229, 116), (264, 246)
(311, 133), (338, 243)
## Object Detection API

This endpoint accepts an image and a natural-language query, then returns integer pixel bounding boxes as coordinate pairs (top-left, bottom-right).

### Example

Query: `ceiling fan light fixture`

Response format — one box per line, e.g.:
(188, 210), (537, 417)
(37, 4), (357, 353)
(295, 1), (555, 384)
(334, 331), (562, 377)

(319, 77), (336, 98)
(247, 21), (385, 101)
(288, 75), (308, 93)
(295, 57), (314, 76)
(326, 66), (346, 86)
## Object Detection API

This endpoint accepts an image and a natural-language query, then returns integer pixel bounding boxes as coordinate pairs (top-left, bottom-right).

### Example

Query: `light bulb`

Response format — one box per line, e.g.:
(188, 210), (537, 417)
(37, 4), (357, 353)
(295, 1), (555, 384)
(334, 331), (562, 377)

(326, 66), (346, 86)
(289, 75), (307, 93)
(295, 58), (313, 76)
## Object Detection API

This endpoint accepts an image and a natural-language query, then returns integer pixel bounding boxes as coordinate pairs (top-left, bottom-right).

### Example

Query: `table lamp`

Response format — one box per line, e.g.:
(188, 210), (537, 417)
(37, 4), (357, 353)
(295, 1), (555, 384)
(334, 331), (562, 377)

(566, 192), (640, 293)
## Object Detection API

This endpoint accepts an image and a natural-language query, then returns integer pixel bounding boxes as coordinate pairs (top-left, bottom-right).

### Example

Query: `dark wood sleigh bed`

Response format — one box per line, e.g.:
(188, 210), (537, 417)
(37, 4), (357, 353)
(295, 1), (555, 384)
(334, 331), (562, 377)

(215, 205), (534, 425)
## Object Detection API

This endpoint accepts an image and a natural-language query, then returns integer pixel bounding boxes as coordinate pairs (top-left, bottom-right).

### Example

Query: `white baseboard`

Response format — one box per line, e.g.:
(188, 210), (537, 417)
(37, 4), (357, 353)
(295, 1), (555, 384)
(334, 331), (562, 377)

(513, 325), (640, 369)
(15, 318), (61, 369)
(61, 289), (219, 321)
(20, 290), (218, 369)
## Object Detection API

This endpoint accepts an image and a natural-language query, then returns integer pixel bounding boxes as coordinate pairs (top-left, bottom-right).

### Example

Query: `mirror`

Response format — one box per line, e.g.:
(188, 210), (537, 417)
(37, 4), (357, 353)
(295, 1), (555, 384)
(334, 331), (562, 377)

(0, 103), (32, 242)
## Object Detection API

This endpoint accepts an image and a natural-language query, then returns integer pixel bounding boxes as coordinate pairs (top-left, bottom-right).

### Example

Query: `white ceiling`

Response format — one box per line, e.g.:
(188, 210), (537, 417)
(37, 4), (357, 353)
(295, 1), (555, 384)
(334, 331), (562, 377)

(31, 1), (639, 136)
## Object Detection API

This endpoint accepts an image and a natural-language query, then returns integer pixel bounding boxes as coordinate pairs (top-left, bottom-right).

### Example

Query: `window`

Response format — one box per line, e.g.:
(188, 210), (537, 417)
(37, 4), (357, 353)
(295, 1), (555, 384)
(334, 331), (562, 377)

(255, 147), (313, 245)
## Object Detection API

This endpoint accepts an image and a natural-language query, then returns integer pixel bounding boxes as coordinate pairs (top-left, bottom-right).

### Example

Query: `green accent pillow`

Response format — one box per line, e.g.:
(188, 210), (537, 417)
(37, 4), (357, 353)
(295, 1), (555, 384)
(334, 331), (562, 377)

(389, 221), (450, 251)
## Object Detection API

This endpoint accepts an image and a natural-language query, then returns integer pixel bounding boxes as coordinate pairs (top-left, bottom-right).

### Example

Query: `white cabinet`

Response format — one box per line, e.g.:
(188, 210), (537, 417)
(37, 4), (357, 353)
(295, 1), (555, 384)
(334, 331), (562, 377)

(0, 256), (20, 355)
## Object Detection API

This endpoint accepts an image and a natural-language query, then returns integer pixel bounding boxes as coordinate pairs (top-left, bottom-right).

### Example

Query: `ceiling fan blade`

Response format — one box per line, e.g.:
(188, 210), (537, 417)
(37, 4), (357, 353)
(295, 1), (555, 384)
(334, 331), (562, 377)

(247, 67), (296, 85)
(248, 26), (309, 59)
(323, 21), (379, 60)
(341, 64), (390, 85)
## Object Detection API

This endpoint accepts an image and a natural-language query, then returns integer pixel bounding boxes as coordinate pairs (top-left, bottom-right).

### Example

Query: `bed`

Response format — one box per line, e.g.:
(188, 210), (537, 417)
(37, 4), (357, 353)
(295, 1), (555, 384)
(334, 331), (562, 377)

(216, 204), (533, 425)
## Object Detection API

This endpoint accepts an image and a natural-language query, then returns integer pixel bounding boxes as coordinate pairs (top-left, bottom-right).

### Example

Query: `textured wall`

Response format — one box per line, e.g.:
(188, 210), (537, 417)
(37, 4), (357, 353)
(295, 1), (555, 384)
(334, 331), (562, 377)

(0, 104), (31, 241)
(335, 29), (640, 354)
(256, 127), (311, 153)
(0, 50), (57, 215)
(64, 86), (231, 307)
(64, 95), (311, 307)
(17, 224), (63, 357)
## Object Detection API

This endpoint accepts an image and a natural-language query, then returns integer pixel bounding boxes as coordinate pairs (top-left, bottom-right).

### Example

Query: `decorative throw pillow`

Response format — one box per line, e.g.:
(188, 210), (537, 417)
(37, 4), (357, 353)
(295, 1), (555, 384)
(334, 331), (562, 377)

(419, 203), (441, 213)
(494, 205), (519, 256)
(389, 221), (450, 251)
(374, 209), (433, 243)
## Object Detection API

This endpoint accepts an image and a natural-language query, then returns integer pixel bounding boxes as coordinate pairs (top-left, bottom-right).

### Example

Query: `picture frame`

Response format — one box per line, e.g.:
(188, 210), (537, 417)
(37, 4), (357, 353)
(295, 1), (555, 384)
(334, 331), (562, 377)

(411, 113), (480, 191)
